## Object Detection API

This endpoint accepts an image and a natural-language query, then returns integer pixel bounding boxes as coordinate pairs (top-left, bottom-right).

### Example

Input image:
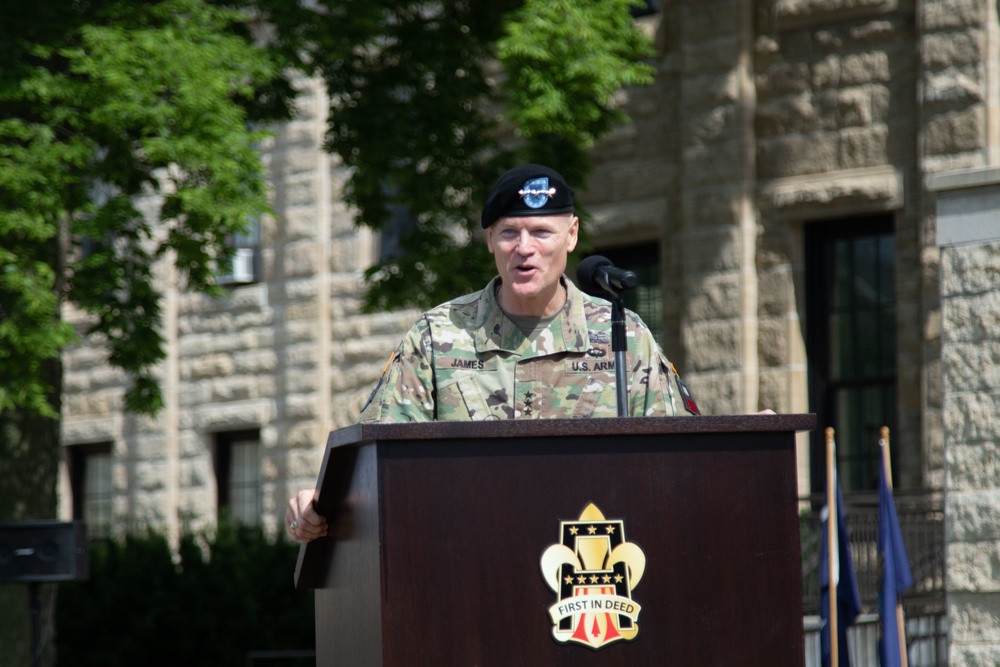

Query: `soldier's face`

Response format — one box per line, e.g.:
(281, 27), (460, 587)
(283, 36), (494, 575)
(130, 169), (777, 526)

(486, 214), (579, 316)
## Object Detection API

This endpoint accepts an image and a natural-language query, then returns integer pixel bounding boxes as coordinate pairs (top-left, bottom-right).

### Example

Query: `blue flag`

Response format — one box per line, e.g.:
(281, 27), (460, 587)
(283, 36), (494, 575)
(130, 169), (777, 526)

(877, 457), (914, 667)
(819, 473), (862, 667)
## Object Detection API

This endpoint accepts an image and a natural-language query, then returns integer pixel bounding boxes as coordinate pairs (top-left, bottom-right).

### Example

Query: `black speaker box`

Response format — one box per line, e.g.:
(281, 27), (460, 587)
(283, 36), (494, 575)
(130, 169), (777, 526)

(0, 521), (89, 582)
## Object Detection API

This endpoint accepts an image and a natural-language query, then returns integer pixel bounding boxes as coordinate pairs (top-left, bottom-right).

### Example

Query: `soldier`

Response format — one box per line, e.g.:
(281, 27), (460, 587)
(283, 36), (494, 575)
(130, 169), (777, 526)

(285, 163), (697, 542)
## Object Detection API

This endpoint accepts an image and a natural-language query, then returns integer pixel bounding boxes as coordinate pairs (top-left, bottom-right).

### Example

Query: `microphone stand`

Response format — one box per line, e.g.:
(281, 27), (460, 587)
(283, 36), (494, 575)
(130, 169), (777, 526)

(596, 276), (629, 417)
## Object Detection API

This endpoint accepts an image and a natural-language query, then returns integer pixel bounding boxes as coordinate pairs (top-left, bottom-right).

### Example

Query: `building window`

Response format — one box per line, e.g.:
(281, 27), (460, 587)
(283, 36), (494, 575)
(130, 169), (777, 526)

(805, 215), (897, 492)
(631, 0), (660, 17)
(214, 430), (261, 526)
(585, 243), (663, 345)
(217, 220), (260, 286)
(68, 443), (113, 540)
(378, 196), (419, 264)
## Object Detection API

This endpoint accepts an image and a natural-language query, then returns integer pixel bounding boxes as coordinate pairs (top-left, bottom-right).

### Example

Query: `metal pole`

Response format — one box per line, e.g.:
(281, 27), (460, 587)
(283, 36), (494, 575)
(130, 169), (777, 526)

(826, 427), (838, 667)
(611, 298), (628, 417)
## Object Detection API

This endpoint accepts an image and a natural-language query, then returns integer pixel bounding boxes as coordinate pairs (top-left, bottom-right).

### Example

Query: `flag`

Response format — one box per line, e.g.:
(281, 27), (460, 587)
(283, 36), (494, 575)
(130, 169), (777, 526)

(819, 470), (862, 667)
(877, 457), (914, 667)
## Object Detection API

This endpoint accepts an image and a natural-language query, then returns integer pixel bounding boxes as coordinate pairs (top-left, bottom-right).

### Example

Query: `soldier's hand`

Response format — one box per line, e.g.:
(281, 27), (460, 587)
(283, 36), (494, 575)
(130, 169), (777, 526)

(285, 489), (328, 543)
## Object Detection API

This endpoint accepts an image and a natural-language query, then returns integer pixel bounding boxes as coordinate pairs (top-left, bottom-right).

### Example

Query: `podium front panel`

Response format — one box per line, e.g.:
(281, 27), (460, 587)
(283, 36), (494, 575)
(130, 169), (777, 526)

(309, 418), (808, 667)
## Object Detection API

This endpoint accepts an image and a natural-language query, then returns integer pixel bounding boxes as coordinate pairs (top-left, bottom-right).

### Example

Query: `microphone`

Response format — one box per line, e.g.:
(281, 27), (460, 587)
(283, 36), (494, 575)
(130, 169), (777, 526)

(576, 255), (638, 297)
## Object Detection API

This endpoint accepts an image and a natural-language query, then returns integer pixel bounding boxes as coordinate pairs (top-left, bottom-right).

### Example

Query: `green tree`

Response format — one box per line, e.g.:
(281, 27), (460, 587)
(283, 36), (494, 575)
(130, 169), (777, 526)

(261, 0), (655, 311)
(0, 1), (296, 662)
(0, 0), (292, 421)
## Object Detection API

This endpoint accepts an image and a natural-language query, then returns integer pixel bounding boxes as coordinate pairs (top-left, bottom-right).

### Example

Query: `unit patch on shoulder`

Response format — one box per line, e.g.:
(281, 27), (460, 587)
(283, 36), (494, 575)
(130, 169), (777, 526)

(360, 349), (398, 413)
(670, 362), (701, 415)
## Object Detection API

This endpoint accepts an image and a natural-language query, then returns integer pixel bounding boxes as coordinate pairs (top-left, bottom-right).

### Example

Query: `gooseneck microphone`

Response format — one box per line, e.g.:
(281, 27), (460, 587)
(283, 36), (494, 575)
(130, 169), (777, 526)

(576, 255), (638, 297)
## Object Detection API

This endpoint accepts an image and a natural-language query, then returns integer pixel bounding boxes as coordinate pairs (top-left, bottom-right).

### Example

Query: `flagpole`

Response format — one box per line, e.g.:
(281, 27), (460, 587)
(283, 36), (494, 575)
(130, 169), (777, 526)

(880, 426), (909, 667)
(826, 426), (838, 667)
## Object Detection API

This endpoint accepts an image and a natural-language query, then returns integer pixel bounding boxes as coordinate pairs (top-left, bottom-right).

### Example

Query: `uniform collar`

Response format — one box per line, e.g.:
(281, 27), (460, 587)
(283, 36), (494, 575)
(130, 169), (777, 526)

(475, 275), (590, 354)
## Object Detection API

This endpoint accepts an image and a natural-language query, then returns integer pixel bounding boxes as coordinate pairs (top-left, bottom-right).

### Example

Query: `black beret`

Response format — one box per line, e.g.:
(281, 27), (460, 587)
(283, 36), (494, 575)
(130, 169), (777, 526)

(480, 164), (574, 229)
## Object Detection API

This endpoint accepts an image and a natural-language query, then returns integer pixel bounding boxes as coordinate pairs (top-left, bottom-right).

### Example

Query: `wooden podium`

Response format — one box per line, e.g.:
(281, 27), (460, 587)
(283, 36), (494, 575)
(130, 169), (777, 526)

(295, 414), (814, 666)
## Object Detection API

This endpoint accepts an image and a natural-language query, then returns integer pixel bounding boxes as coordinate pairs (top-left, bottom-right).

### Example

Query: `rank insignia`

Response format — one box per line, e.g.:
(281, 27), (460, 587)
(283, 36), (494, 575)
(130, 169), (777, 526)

(540, 503), (646, 650)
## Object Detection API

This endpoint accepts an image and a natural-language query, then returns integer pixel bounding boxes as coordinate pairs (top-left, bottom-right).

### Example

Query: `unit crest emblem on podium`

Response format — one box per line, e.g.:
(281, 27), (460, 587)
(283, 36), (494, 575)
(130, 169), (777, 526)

(540, 503), (646, 650)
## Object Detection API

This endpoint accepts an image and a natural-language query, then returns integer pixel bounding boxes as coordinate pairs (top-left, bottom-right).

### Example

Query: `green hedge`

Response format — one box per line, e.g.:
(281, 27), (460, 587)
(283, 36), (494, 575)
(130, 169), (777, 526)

(56, 521), (314, 666)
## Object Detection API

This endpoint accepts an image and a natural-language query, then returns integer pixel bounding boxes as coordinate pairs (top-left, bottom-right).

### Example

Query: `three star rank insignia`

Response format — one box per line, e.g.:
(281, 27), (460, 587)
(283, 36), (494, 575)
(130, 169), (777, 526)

(539, 503), (646, 650)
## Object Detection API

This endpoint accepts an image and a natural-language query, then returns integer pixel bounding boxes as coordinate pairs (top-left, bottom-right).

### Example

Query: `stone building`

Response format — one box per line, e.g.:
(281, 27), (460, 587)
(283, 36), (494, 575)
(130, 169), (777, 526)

(58, 1), (999, 663)
(928, 168), (1000, 667)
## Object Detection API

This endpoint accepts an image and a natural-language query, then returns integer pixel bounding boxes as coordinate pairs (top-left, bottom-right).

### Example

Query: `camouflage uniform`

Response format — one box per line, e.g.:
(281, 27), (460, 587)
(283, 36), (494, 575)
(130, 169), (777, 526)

(359, 276), (679, 422)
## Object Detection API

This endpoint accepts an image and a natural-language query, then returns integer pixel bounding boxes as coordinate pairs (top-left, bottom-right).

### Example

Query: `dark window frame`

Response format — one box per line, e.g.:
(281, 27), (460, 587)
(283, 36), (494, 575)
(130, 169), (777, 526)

(805, 214), (897, 493)
(631, 0), (660, 18)
(67, 442), (114, 539)
(213, 429), (262, 525)
(217, 219), (261, 286)
(379, 202), (419, 264)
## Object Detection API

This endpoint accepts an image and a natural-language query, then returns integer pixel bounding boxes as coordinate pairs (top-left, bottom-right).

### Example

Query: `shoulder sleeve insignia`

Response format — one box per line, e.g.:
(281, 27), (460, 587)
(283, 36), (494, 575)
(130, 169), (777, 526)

(669, 362), (701, 416)
(360, 349), (399, 415)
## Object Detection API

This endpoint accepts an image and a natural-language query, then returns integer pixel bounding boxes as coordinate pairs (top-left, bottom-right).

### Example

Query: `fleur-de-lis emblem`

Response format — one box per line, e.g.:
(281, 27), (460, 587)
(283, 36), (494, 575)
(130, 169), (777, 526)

(540, 503), (646, 649)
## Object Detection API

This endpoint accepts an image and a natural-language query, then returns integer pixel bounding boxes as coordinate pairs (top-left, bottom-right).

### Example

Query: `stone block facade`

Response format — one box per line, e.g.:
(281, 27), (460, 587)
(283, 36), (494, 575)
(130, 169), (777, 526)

(930, 167), (1000, 666)
(59, 75), (418, 543)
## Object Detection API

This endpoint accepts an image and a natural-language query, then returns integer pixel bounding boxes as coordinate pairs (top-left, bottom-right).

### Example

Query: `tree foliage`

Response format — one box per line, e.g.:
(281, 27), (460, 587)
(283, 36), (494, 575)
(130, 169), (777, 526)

(0, 0), (295, 416)
(262, 0), (655, 312)
(499, 0), (657, 160)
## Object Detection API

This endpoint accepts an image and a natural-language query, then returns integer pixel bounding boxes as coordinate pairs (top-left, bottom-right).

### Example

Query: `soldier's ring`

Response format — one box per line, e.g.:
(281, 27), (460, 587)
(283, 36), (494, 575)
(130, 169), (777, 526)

(289, 520), (298, 532)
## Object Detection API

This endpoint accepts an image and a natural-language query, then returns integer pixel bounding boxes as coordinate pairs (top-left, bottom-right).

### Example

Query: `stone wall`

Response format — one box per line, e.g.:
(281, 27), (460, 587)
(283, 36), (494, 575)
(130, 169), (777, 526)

(59, 76), (416, 541)
(754, 0), (928, 487)
(930, 167), (1000, 666)
(582, 0), (988, 491)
